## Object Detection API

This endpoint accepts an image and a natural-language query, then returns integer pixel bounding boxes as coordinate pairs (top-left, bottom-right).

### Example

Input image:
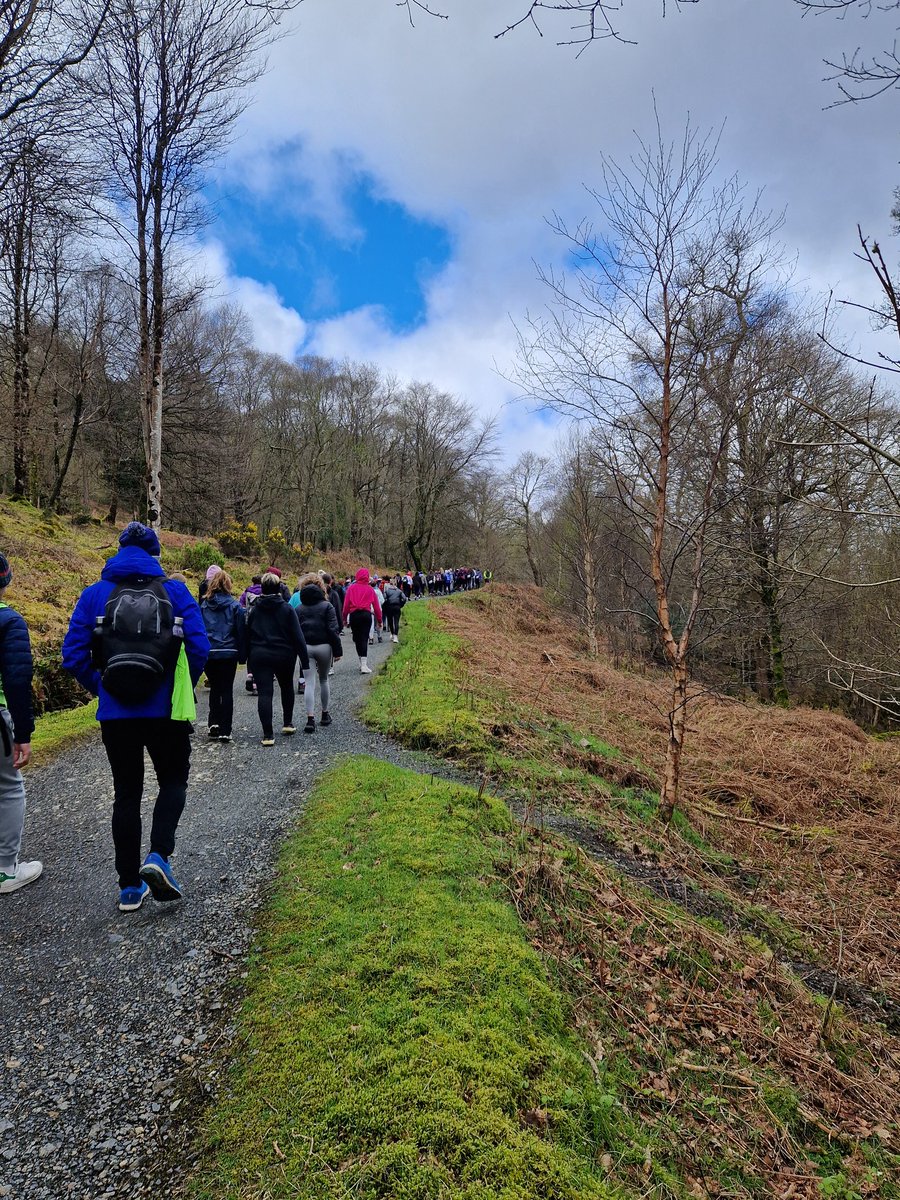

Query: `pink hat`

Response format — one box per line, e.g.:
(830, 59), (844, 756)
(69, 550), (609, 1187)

(206, 564), (221, 580)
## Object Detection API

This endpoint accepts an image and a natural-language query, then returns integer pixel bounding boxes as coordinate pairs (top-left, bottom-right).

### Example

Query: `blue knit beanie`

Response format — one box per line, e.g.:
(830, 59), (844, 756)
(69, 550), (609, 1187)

(0, 552), (11, 589)
(119, 521), (161, 557)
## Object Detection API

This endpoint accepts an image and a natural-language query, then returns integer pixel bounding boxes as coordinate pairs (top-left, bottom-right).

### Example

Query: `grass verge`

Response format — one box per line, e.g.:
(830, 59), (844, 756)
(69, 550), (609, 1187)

(190, 755), (630, 1199)
(30, 699), (98, 760)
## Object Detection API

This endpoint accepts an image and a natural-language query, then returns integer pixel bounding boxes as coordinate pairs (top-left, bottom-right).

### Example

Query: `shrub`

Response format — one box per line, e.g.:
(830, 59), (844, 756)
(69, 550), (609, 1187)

(180, 540), (221, 574)
(216, 519), (260, 559)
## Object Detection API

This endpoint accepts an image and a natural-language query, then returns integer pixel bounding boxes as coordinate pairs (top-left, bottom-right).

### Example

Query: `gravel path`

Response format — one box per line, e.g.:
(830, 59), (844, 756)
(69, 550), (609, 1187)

(0, 635), (447, 1200)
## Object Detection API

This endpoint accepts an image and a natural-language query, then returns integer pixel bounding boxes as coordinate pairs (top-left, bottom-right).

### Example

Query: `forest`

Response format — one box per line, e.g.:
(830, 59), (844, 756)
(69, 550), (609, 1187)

(0, 0), (897, 740)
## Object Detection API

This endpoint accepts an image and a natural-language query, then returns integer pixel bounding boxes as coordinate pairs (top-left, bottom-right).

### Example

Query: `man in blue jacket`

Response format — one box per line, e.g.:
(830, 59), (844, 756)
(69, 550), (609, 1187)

(0, 551), (42, 894)
(62, 522), (210, 912)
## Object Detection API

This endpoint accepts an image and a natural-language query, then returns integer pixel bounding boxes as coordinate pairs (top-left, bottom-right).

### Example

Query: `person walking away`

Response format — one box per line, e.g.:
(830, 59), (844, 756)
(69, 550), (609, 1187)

(382, 579), (406, 643)
(239, 575), (263, 694)
(198, 563), (221, 603)
(200, 570), (246, 742)
(295, 574), (342, 732)
(343, 569), (381, 674)
(61, 523), (210, 911)
(322, 573), (344, 634)
(246, 572), (309, 745)
(371, 577), (385, 644)
(401, 573), (412, 601)
(0, 552), (41, 894)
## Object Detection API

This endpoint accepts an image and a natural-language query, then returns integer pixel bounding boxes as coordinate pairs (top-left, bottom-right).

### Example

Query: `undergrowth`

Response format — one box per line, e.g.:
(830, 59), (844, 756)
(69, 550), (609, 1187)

(190, 756), (639, 1199)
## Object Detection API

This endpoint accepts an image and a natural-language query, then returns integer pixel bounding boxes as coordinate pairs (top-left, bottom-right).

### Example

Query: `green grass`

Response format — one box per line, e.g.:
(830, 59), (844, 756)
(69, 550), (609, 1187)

(190, 756), (629, 1199)
(30, 699), (98, 760)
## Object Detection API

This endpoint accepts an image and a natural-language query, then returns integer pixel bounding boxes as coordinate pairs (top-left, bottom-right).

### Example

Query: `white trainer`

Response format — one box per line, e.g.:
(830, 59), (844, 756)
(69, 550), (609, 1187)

(0, 860), (43, 894)
(360, 661), (372, 674)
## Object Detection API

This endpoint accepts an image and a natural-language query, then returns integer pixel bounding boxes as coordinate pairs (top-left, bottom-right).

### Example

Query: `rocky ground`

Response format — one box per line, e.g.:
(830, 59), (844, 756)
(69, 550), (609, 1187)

(0, 636), (436, 1200)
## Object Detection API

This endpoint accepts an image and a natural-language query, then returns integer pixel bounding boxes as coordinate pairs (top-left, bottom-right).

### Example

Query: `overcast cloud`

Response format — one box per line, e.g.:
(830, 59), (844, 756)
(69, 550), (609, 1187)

(204, 0), (900, 457)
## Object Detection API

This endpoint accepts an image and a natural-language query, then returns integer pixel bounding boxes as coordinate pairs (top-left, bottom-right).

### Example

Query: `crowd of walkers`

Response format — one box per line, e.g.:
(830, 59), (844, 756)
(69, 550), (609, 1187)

(0, 522), (491, 914)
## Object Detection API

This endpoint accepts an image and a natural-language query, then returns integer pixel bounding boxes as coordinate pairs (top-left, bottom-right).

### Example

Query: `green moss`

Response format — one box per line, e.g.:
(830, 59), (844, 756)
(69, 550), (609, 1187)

(190, 756), (633, 1199)
(30, 700), (98, 760)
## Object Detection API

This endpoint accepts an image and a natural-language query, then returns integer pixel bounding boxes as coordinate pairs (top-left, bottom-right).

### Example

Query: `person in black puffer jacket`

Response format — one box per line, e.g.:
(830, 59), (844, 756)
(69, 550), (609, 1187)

(200, 570), (247, 742)
(246, 573), (309, 745)
(296, 574), (342, 733)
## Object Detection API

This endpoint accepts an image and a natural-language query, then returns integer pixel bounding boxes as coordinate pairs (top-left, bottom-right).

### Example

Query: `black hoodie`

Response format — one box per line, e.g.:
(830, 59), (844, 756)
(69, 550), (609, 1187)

(246, 594), (309, 670)
(297, 585), (342, 656)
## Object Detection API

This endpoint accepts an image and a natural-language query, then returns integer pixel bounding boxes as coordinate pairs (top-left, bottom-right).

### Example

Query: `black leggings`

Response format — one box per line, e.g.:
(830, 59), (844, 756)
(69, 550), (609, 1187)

(205, 658), (238, 736)
(348, 610), (372, 659)
(250, 655), (296, 737)
(383, 605), (401, 636)
(101, 718), (191, 888)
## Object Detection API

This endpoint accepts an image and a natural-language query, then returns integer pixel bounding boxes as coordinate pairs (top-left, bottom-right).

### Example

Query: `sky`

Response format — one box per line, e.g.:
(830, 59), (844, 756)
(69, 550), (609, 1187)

(200, 0), (900, 462)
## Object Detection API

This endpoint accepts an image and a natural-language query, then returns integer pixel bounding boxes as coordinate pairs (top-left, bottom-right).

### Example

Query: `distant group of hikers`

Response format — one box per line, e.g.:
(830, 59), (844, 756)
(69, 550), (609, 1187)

(0, 523), (491, 915)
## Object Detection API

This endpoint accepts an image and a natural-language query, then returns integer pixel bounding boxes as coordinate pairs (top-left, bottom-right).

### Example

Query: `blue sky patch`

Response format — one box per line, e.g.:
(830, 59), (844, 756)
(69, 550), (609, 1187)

(205, 165), (453, 334)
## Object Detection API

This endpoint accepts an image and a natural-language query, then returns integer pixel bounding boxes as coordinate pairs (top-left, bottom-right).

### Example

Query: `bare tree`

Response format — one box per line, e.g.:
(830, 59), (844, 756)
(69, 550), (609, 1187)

(503, 451), (551, 586)
(90, 0), (289, 528)
(0, 0), (107, 124)
(516, 120), (782, 820)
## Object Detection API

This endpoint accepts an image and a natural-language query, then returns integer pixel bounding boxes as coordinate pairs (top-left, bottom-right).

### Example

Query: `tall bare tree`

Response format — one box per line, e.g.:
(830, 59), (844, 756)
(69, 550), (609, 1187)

(90, 0), (287, 527)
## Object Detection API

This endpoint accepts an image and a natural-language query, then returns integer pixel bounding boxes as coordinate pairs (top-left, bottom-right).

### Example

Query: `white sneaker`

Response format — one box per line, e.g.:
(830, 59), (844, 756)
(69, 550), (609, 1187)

(360, 662), (372, 674)
(0, 860), (43, 893)
(392, 635), (399, 643)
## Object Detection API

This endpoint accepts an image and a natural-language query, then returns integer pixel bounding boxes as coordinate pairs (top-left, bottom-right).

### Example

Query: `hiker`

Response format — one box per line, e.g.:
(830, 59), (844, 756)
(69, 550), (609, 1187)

(246, 572), (309, 745)
(61, 522), (210, 912)
(198, 562), (221, 603)
(343, 569), (381, 674)
(371, 577), (385, 645)
(200, 570), (247, 743)
(238, 575), (262, 694)
(382, 578), (406, 643)
(0, 552), (42, 895)
(295, 574), (342, 733)
(322, 573), (344, 633)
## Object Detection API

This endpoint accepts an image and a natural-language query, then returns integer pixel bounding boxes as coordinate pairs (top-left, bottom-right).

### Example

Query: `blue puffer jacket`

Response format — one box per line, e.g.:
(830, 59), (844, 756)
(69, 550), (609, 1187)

(201, 592), (247, 661)
(61, 546), (210, 721)
(0, 605), (34, 743)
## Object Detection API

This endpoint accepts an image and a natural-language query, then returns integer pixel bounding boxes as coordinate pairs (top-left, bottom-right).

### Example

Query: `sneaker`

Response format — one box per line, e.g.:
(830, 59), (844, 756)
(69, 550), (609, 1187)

(139, 852), (183, 902)
(320, 711), (332, 727)
(360, 663), (372, 674)
(244, 678), (255, 694)
(118, 881), (150, 912)
(261, 737), (275, 746)
(0, 860), (43, 894)
(207, 725), (220, 739)
(392, 635), (399, 643)
(282, 725), (296, 735)
(368, 638), (374, 645)
(304, 716), (316, 734)
(218, 734), (233, 743)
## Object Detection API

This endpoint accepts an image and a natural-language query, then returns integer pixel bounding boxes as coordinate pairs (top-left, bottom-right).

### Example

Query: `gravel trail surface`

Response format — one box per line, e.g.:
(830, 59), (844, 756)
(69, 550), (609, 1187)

(0, 635), (446, 1200)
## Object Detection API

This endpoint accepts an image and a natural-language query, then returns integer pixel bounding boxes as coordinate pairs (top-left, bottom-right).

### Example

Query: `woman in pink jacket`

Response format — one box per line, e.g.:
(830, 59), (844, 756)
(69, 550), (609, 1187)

(342, 569), (382, 674)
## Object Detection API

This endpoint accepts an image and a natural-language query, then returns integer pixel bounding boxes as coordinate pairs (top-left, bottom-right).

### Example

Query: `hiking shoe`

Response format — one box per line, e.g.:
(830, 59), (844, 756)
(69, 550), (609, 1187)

(139, 852), (183, 902)
(218, 733), (233, 743)
(282, 725), (296, 736)
(320, 711), (332, 727)
(207, 725), (220, 739)
(304, 716), (316, 734)
(118, 881), (150, 912)
(0, 860), (43, 894)
(261, 737), (275, 746)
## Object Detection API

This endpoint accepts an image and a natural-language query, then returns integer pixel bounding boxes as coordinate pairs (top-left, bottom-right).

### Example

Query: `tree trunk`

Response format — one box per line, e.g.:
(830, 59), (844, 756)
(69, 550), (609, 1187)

(48, 385), (84, 510)
(658, 657), (689, 823)
(582, 540), (598, 656)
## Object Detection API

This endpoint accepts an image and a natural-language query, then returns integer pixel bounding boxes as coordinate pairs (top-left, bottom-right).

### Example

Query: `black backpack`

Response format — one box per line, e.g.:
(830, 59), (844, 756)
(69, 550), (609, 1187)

(91, 577), (183, 701)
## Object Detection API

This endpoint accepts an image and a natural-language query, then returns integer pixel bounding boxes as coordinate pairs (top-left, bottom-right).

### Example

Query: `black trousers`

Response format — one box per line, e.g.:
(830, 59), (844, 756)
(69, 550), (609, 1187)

(205, 658), (238, 736)
(383, 605), (401, 636)
(348, 610), (372, 658)
(250, 655), (296, 737)
(101, 718), (192, 888)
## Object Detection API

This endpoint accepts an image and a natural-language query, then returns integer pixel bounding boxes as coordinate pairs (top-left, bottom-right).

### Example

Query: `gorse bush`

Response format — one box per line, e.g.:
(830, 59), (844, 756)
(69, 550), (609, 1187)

(215, 519), (259, 559)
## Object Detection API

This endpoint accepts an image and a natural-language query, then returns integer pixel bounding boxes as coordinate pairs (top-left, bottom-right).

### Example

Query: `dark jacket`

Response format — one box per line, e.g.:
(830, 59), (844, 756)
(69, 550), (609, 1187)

(296, 585), (342, 656)
(383, 584), (406, 609)
(62, 545), (210, 721)
(0, 604), (34, 743)
(246, 594), (309, 671)
(201, 592), (247, 662)
(329, 583), (345, 629)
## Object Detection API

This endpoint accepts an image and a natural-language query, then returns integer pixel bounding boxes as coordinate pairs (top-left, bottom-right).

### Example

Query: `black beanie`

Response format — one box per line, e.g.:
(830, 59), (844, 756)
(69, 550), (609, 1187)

(0, 553), (10, 589)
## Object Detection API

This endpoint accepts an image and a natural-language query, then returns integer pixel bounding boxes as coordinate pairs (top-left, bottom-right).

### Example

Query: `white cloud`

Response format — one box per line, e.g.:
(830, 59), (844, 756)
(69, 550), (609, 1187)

(197, 240), (307, 358)
(201, 0), (900, 457)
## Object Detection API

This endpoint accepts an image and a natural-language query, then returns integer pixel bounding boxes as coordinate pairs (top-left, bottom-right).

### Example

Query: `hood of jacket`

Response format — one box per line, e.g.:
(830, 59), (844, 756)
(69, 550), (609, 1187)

(203, 590), (235, 610)
(100, 545), (166, 584)
(299, 583), (327, 607)
(355, 568), (370, 583)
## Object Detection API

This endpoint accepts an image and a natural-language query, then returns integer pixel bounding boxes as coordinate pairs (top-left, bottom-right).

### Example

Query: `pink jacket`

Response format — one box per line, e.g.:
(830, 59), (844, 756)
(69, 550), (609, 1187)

(343, 581), (382, 623)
